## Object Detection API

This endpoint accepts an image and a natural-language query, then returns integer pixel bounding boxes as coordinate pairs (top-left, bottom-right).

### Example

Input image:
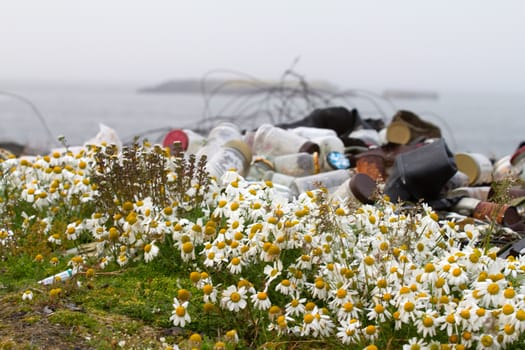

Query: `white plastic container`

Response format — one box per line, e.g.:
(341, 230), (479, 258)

(447, 186), (491, 201)
(184, 129), (207, 155)
(206, 140), (252, 180)
(196, 122), (242, 159)
(263, 170), (296, 188)
(38, 269), (76, 285)
(291, 169), (351, 195)
(451, 197), (482, 216)
(290, 126), (337, 139)
(246, 157), (274, 181)
(311, 135), (345, 171)
(272, 152), (320, 177)
(242, 130), (257, 150)
(252, 124), (320, 157)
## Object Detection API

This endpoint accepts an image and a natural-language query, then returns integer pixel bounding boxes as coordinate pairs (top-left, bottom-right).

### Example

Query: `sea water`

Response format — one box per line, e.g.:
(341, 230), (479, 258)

(1, 80), (524, 159)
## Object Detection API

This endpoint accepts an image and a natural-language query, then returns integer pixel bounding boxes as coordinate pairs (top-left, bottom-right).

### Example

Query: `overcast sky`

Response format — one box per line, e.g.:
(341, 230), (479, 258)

(1, 0), (524, 93)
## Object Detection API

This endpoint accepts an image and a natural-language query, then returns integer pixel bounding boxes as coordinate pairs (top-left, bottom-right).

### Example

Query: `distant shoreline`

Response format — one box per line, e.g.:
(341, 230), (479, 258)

(138, 78), (339, 95)
(138, 78), (439, 100)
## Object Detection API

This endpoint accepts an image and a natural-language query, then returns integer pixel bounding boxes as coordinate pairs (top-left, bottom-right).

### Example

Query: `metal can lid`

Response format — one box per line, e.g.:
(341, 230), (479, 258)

(326, 151), (350, 169)
(386, 121), (411, 145)
(349, 173), (377, 204)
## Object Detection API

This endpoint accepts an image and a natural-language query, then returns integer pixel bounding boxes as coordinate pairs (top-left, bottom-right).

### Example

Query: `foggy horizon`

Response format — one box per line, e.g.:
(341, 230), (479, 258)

(2, 0), (525, 94)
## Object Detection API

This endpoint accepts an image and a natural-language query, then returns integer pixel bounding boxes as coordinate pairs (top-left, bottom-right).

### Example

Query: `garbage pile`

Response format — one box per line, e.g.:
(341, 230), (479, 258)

(2, 106), (524, 255)
(161, 107), (525, 256)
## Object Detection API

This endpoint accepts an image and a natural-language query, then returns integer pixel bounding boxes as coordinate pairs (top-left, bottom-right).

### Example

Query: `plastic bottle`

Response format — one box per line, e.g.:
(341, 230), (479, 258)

(290, 126), (337, 139)
(246, 157), (274, 181)
(447, 186), (491, 201)
(206, 139), (252, 180)
(38, 268), (76, 285)
(311, 135), (345, 171)
(251, 124), (320, 157)
(291, 169), (351, 195)
(196, 122), (242, 159)
(263, 170), (296, 188)
(272, 152), (320, 177)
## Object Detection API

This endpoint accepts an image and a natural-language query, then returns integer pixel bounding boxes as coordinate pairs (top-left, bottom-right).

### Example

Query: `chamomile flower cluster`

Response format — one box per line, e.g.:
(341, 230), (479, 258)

(163, 173), (525, 349)
(0, 148), (96, 259)
(2, 143), (525, 349)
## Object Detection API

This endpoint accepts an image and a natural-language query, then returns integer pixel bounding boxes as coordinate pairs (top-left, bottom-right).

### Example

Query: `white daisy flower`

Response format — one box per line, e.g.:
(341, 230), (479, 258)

(336, 318), (360, 345)
(169, 299), (191, 327)
(285, 297), (306, 317)
(143, 241), (159, 263)
(250, 291), (271, 311)
(220, 285), (247, 312)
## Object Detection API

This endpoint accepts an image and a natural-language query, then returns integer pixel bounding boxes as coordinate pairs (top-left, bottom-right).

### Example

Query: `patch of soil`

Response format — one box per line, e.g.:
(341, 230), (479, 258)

(0, 296), (164, 350)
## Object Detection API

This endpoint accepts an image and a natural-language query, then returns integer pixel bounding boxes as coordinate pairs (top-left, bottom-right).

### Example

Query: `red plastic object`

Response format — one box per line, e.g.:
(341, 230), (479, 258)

(162, 129), (189, 151)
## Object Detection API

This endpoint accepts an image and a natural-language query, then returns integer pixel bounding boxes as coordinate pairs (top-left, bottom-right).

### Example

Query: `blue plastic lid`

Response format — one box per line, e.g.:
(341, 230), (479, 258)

(327, 151), (350, 169)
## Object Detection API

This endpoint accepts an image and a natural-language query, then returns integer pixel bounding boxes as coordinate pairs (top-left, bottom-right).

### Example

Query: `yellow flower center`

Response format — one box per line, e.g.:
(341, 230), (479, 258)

(504, 324), (515, 335)
(422, 316), (433, 327)
(269, 305), (281, 315)
(459, 309), (470, 319)
(230, 292), (241, 303)
(363, 256), (375, 266)
(189, 272), (200, 283)
(343, 302), (354, 312)
(336, 289), (347, 299)
(424, 263), (435, 273)
(504, 288), (516, 299)
(182, 242), (194, 254)
(502, 304), (514, 315)
(487, 283), (500, 295)
(202, 284), (213, 295)
(365, 325), (376, 335)
(175, 306), (186, 317)
(189, 333), (202, 343)
(404, 302), (415, 312)
(315, 280), (325, 289)
(374, 304), (385, 314)
(480, 335), (493, 347)
(303, 314), (314, 324)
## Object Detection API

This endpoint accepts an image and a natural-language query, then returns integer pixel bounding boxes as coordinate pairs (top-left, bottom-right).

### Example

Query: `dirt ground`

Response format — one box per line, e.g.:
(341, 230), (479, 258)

(0, 295), (166, 350)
